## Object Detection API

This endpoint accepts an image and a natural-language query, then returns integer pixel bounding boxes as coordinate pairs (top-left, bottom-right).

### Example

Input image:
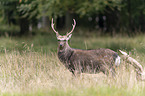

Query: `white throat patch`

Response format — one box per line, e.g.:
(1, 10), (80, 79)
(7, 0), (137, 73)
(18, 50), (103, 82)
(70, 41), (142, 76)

(57, 36), (67, 41)
(115, 56), (121, 66)
(57, 34), (72, 41)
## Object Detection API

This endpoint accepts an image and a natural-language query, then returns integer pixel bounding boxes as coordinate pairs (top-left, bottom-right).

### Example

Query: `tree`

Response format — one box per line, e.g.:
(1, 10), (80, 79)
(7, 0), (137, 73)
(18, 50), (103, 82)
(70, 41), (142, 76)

(0, 0), (18, 25)
(120, 0), (145, 32)
(18, 0), (38, 35)
(0, 0), (39, 35)
(37, 0), (76, 29)
(0, 0), (144, 35)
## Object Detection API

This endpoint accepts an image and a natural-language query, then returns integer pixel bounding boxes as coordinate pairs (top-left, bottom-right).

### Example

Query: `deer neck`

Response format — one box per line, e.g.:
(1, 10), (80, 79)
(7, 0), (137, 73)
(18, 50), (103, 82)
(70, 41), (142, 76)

(58, 41), (73, 63)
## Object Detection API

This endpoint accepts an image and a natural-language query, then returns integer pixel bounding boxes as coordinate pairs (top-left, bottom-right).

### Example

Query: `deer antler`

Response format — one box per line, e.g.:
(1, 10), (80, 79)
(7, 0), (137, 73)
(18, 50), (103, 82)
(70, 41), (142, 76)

(51, 18), (59, 36)
(66, 19), (76, 36)
(119, 50), (145, 80)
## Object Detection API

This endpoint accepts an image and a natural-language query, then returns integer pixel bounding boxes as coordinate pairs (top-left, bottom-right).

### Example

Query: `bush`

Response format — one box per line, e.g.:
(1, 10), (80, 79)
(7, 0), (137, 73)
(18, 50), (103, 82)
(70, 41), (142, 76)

(0, 25), (20, 36)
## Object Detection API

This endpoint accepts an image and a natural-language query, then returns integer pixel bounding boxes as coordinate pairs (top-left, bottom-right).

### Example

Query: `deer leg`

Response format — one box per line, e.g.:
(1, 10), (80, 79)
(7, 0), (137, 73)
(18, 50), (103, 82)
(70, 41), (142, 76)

(109, 67), (117, 77)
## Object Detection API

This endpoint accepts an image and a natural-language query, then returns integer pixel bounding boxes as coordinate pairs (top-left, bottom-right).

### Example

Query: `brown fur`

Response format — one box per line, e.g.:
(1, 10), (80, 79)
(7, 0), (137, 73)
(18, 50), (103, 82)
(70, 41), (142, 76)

(58, 41), (119, 75)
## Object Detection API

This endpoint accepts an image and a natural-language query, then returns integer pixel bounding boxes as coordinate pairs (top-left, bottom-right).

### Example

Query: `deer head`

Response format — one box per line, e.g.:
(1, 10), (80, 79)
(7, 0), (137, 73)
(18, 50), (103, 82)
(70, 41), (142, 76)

(51, 18), (76, 51)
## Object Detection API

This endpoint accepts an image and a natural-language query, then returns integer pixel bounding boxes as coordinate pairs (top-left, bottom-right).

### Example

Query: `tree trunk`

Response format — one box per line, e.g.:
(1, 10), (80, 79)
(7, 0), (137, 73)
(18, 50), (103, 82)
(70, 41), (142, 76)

(127, 0), (133, 31)
(105, 7), (119, 34)
(139, 11), (145, 32)
(20, 18), (29, 35)
(65, 11), (73, 30)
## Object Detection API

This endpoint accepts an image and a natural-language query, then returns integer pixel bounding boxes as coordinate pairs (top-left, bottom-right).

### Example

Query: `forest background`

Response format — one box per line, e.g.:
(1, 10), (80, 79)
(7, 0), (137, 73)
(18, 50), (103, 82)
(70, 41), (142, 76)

(0, 0), (144, 36)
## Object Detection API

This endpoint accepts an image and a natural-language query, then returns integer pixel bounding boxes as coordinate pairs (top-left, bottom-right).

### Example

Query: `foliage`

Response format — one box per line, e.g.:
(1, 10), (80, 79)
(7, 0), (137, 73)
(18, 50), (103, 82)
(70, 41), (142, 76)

(37, 0), (65, 19)
(17, 0), (38, 20)
(0, 0), (123, 22)
(0, 0), (144, 34)
(119, 0), (145, 30)
(76, 0), (122, 16)
(36, 0), (122, 18)
(0, 0), (18, 24)
(0, 25), (20, 36)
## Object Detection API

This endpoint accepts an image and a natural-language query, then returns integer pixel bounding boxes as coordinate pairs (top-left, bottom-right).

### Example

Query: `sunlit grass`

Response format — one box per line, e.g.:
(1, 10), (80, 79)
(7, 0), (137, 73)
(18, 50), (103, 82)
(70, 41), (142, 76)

(0, 50), (145, 96)
(0, 34), (145, 95)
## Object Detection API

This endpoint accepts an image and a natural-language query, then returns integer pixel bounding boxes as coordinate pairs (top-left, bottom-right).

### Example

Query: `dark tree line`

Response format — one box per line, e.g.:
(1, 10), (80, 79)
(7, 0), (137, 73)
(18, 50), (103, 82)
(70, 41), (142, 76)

(0, 0), (144, 35)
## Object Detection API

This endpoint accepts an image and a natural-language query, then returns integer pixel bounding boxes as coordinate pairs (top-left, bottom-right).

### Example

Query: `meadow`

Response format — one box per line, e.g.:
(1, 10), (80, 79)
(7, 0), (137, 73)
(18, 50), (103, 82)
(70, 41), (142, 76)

(0, 32), (145, 96)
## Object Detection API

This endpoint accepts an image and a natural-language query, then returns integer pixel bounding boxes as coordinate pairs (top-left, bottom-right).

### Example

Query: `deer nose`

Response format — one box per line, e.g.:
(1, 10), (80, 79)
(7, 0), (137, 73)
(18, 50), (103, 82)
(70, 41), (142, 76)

(60, 44), (63, 47)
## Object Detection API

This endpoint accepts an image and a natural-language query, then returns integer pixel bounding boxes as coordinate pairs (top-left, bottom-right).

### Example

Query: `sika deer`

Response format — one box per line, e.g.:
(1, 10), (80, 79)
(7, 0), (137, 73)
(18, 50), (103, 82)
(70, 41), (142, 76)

(51, 18), (121, 76)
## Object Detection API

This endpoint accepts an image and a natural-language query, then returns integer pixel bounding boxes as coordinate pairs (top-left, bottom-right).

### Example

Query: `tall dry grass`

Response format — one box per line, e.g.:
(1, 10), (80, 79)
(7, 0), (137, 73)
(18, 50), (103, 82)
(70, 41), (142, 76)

(0, 49), (145, 95)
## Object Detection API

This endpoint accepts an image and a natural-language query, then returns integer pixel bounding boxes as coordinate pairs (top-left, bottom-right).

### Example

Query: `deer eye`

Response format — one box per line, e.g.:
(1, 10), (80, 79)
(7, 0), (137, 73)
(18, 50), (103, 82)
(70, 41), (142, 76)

(57, 40), (66, 42)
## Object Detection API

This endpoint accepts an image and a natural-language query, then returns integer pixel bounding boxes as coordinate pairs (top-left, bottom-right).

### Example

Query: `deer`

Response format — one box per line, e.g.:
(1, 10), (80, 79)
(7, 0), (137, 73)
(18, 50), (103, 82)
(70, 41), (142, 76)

(51, 18), (121, 76)
(51, 18), (145, 80)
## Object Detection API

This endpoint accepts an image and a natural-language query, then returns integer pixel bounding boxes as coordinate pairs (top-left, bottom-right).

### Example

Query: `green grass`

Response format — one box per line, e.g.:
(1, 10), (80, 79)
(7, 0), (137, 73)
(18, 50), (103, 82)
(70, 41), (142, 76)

(1, 33), (145, 53)
(3, 86), (143, 96)
(0, 33), (145, 95)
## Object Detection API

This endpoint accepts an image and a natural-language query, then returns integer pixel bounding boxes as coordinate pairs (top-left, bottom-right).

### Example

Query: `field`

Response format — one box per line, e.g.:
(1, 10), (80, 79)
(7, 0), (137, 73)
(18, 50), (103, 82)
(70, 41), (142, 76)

(0, 33), (145, 96)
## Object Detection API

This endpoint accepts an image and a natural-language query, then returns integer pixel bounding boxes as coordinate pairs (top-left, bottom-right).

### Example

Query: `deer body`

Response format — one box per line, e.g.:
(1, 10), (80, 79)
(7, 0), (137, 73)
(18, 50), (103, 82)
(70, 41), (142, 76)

(52, 18), (120, 76)
(57, 40), (120, 75)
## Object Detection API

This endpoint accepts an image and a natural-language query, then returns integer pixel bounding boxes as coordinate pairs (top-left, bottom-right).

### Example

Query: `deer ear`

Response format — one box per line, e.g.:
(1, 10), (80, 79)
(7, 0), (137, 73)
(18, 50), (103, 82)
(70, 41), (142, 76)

(66, 34), (72, 40)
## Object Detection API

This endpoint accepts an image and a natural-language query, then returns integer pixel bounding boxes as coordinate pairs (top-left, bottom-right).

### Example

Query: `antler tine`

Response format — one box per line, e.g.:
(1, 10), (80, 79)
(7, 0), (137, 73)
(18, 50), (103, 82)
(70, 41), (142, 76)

(51, 18), (59, 36)
(67, 19), (76, 36)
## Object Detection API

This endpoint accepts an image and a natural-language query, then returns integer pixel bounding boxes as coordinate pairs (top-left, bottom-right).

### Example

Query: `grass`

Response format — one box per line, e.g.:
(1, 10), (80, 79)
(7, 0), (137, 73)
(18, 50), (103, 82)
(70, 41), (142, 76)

(0, 33), (145, 95)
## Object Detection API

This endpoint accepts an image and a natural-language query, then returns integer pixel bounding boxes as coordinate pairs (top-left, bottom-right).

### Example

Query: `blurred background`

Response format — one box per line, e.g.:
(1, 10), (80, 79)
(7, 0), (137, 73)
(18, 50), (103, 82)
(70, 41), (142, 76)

(0, 0), (145, 53)
(0, 0), (144, 36)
